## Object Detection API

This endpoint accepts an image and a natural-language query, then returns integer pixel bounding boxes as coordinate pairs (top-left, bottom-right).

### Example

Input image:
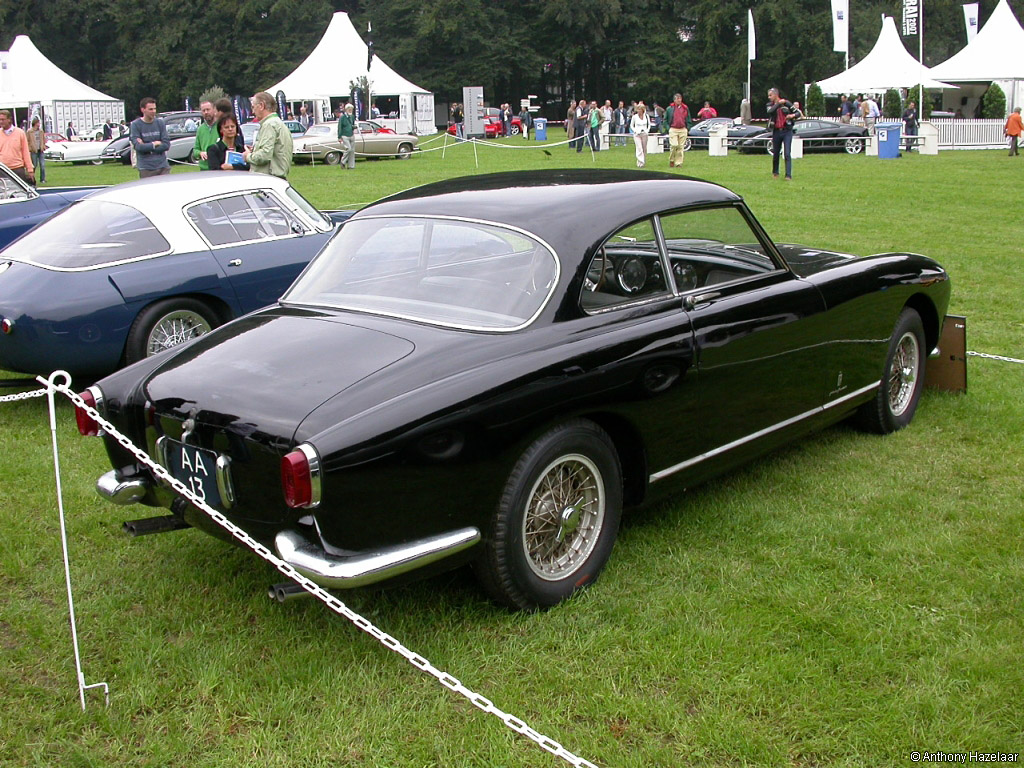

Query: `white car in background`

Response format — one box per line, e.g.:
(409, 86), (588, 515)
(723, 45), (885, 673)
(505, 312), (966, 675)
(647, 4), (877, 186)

(43, 140), (109, 165)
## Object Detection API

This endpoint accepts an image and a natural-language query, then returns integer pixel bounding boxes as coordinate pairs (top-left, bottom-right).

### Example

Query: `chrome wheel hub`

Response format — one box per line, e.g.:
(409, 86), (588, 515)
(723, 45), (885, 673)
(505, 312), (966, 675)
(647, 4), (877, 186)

(888, 331), (920, 416)
(522, 454), (604, 581)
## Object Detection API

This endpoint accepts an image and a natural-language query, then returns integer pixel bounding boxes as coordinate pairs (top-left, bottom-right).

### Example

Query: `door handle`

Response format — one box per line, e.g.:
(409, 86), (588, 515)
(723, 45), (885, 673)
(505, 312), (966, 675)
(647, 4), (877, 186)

(228, 258), (242, 267)
(683, 291), (721, 310)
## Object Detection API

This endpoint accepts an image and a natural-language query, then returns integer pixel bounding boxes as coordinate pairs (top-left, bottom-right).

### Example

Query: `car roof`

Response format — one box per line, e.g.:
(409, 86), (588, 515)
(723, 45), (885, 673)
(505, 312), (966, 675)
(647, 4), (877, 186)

(357, 170), (741, 257)
(76, 174), (298, 253)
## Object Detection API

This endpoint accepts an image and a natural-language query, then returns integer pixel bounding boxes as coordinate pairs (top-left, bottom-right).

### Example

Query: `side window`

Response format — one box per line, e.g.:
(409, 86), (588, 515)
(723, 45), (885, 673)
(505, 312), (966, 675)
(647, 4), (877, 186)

(659, 206), (776, 292)
(581, 218), (670, 312)
(0, 173), (31, 203)
(187, 192), (300, 247)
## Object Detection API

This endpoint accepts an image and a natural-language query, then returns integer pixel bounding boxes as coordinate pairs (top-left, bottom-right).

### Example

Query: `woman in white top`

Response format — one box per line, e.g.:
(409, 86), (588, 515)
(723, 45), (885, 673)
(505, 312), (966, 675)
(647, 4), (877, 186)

(630, 103), (651, 167)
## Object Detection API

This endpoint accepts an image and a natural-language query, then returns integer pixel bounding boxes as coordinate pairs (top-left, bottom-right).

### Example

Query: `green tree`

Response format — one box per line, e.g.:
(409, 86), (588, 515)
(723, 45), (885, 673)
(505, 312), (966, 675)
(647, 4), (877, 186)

(981, 83), (1006, 119)
(883, 88), (902, 118)
(805, 83), (825, 116)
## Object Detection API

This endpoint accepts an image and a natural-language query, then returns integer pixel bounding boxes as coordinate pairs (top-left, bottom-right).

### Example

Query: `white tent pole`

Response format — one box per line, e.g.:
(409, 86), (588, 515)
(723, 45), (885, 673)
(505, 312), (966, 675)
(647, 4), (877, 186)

(920, 0), (924, 112)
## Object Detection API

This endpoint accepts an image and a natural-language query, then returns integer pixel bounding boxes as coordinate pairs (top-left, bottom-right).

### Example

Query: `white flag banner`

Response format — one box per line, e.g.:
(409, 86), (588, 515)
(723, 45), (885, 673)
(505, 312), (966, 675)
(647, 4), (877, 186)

(748, 9), (756, 61)
(963, 3), (979, 41)
(831, 0), (849, 52)
(902, 0), (920, 35)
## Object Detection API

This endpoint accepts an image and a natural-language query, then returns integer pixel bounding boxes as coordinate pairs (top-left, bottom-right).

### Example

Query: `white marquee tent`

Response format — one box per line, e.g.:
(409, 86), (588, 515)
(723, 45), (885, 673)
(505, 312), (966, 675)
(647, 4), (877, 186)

(929, 0), (1024, 112)
(0, 35), (123, 131)
(266, 12), (435, 134)
(814, 16), (953, 94)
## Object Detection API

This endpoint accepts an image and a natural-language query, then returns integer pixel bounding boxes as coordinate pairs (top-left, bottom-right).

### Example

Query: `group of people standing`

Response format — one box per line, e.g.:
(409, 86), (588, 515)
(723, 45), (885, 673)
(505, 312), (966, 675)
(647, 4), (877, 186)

(125, 91), (293, 180)
(564, 94), (710, 169)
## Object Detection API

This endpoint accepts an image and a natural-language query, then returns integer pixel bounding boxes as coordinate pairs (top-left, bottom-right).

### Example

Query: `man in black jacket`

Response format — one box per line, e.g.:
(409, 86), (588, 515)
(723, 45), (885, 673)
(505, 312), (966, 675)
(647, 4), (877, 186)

(767, 88), (795, 180)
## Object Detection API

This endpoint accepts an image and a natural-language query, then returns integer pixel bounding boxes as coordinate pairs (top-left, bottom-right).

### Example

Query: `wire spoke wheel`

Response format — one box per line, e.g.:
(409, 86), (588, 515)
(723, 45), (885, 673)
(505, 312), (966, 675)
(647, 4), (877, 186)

(522, 454), (605, 581)
(146, 309), (212, 356)
(887, 331), (920, 417)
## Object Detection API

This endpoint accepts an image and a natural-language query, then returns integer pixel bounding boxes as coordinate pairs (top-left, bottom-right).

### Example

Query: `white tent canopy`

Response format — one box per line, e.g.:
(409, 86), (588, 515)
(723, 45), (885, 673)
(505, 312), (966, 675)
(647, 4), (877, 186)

(930, 0), (1024, 81)
(0, 35), (123, 132)
(815, 16), (953, 94)
(0, 35), (120, 105)
(266, 12), (435, 134)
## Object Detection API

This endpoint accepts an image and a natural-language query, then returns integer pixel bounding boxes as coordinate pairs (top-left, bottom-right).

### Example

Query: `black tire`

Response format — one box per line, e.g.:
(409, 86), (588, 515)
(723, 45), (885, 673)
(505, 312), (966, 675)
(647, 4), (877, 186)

(510, 125), (521, 136)
(396, 142), (414, 160)
(187, 148), (196, 164)
(91, 157), (104, 166)
(683, 137), (693, 151)
(844, 137), (864, 155)
(474, 420), (622, 610)
(855, 308), (926, 434)
(124, 298), (218, 366)
(324, 151), (341, 165)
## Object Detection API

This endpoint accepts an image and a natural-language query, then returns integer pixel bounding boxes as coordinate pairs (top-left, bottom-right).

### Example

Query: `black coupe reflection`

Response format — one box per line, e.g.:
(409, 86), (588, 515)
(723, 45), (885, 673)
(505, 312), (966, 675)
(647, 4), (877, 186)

(81, 170), (950, 611)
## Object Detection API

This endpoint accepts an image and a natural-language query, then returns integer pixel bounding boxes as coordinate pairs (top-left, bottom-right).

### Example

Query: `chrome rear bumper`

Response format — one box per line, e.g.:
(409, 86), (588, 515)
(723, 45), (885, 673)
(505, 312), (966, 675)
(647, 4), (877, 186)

(96, 470), (149, 505)
(274, 526), (481, 589)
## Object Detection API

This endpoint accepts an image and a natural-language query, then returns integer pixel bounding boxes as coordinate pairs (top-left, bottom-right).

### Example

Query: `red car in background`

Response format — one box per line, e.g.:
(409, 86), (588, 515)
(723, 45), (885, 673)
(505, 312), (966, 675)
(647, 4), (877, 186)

(448, 107), (522, 138)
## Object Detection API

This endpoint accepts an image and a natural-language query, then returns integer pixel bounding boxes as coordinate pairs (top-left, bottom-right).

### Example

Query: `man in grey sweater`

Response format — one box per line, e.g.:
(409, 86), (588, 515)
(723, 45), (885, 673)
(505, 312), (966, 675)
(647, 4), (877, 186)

(129, 97), (170, 178)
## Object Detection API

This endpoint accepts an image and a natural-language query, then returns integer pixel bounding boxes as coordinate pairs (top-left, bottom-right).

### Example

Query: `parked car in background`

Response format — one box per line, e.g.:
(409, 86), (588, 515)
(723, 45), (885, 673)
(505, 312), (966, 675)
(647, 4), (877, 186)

(43, 139), (109, 164)
(240, 120), (308, 147)
(737, 119), (870, 154)
(0, 162), (99, 248)
(292, 120), (417, 164)
(0, 174), (353, 378)
(684, 118), (766, 150)
(446, 107), (522, 138)
(80, 170), (950, 611)
(99, 136), (133, 165)
(160, 111), (203, 163)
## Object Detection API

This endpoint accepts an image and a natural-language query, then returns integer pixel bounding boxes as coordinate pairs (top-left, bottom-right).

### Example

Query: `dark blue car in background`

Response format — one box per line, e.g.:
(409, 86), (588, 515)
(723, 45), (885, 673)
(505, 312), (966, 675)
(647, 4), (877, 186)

(1, 173), (349, 380)
(0, 161), (98, 249)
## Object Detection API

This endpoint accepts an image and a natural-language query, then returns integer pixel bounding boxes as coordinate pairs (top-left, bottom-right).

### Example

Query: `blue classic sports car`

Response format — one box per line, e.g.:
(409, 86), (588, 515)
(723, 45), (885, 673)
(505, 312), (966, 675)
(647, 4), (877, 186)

(0, 174), (349, 379)
(81, 170), (951, 611)
(0, 161), (97, 248)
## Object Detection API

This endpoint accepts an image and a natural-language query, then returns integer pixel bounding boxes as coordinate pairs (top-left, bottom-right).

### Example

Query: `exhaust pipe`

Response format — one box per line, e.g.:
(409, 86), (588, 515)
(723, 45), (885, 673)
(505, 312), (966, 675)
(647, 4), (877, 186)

(268, 581), (313, 603)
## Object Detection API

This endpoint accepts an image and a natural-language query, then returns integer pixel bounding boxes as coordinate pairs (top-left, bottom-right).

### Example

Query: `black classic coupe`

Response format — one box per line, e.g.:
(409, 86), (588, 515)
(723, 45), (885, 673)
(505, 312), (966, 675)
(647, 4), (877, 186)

(81, 170), (951, 611)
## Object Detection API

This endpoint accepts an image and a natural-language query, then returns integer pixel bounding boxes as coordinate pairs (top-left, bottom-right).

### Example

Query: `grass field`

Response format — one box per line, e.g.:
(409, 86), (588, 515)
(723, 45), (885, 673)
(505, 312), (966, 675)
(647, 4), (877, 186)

(2, 136), (1022, 767)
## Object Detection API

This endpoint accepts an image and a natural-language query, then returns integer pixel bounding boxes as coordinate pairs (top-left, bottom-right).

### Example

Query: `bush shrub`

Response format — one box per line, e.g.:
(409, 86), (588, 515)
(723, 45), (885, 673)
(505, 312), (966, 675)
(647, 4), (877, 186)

(907, 87), (932, 119)
(805, 84), (825, 117)
(981, 83), (1006, 119)
(883, 89), (903, 119)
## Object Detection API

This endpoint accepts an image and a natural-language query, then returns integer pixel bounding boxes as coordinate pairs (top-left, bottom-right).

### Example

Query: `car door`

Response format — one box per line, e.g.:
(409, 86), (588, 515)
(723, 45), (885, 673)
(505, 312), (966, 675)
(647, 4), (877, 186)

(656, 205), (829, 460)
(0, 169), (55, 246)
(186, 190), (332, 312)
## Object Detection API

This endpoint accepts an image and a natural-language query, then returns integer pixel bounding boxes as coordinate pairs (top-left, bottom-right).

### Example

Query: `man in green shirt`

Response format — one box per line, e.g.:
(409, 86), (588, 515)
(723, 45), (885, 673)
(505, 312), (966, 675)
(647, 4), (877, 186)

(194, 100), (219, 171)
(243, 92), (293, 178)
(337, 103), (356, 169)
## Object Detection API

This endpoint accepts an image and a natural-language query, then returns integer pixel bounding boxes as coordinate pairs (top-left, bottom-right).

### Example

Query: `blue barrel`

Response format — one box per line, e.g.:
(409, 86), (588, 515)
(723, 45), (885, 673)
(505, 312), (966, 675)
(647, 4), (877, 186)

(876, 122), (902, 158)
(534, 117), (547, 141)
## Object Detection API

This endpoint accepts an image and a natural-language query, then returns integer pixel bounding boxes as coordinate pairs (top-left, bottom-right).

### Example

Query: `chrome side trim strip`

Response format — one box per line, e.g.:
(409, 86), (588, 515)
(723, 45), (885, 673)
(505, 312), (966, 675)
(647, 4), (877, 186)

(649, 381), (880, 483)
(274, 526), (481, 589)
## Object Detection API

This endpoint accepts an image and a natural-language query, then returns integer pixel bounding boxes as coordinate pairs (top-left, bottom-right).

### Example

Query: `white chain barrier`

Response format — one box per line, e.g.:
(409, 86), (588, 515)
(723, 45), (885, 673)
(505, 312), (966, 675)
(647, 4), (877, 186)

(967, 350), (1024, 364)
(8, 371), (598, 767)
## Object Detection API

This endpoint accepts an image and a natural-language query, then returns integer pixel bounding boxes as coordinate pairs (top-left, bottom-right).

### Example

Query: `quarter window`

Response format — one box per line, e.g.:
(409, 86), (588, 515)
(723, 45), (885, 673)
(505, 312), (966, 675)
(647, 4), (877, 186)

(187, 192), (300, 246)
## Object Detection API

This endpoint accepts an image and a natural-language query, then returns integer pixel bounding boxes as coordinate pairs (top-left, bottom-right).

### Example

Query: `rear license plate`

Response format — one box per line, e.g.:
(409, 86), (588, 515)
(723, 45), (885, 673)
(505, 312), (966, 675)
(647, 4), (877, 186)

(164, 438), (222, 508)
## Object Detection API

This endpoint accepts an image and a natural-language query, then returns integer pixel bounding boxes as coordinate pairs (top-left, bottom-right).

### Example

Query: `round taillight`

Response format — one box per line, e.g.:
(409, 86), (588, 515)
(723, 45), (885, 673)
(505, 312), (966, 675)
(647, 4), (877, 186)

(281, 444), (321, 509)
(75, 387), (103, 437)
(0, 317), (12, 334)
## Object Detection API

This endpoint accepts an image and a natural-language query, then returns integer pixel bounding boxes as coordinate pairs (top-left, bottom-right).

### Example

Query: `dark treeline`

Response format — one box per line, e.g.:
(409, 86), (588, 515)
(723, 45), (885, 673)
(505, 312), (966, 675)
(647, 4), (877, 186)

(2, 0), (1016, 120)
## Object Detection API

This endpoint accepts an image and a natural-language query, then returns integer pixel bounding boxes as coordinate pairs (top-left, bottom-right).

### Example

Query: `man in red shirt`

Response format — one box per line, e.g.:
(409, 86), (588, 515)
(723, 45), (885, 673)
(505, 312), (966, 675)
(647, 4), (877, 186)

(665, 93), (690, 167)
(0, 110), (35, 185)
(1005, 107), (1023, 157)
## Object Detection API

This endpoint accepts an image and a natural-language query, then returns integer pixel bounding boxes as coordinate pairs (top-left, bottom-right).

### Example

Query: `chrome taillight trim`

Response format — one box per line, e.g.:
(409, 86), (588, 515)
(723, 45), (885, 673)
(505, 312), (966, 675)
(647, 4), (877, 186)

(296, 443), (322, 509)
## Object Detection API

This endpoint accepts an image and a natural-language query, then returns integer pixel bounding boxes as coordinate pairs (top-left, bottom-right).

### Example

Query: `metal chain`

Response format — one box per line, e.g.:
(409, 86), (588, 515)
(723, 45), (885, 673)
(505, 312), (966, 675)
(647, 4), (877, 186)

(0, 387), (48, 403)
(967, 350), (1024, 365)
(49, 380), (599, 768)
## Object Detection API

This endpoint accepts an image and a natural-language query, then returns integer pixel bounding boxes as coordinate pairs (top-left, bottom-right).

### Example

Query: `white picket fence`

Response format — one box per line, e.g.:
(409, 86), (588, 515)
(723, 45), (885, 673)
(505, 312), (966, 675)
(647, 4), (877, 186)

(822, 116), (1006, 149)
